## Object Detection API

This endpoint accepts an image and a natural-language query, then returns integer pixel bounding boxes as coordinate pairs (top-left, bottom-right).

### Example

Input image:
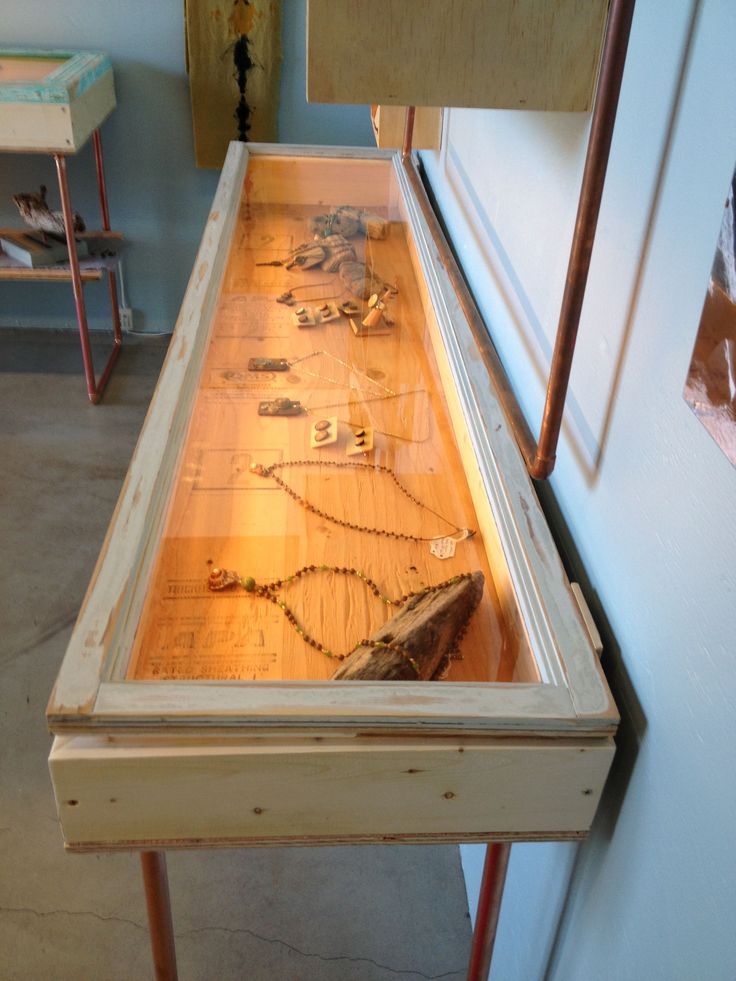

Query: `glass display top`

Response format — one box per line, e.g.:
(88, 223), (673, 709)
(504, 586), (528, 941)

(126, 154), (537, 685)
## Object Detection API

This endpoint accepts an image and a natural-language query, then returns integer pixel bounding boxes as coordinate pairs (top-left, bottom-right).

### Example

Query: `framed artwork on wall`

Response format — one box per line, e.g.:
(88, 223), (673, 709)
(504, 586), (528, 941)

(684, 166), (736, 465)
(184, 0), (281, 168)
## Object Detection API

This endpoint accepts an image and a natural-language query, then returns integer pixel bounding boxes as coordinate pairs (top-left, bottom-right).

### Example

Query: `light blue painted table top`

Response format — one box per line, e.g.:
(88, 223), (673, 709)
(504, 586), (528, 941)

(0, 50), (111, 104)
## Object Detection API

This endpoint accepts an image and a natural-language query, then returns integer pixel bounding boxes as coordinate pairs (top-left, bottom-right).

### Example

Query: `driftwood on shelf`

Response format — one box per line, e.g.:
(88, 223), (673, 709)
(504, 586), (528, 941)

(332, 571), (484, 681)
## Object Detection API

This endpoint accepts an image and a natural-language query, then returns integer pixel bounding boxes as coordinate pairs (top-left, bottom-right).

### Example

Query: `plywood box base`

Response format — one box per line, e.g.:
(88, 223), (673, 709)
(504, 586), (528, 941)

(0, 50), (115, 153)
(50, 733), (615, 849)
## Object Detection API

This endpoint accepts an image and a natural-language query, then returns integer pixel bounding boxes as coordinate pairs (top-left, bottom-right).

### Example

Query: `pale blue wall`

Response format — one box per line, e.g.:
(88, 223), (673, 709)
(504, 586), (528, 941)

(6, 2), (736, 976)
(0, 0), (373, 332)
(423, 0), (736, 978)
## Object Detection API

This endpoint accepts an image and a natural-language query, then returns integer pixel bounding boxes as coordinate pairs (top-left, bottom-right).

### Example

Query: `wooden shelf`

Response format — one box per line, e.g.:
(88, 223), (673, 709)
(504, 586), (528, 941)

(0, 228), (121, 281)
(0, 264), (105, 282)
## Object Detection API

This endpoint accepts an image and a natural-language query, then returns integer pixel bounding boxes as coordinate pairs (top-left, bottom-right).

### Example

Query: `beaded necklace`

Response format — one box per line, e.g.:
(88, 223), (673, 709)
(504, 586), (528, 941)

(249, 459), (474, 545)
(207, 563), (473, 676)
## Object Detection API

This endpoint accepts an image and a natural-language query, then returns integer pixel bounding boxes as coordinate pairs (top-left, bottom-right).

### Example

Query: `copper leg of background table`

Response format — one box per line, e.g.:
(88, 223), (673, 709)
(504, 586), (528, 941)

(54, 139), (121, 404)
(140, 851), (179, 981)
(92, 127), (123, 378)
(54, 153), (99, 402)
(466, 842), (511, 981)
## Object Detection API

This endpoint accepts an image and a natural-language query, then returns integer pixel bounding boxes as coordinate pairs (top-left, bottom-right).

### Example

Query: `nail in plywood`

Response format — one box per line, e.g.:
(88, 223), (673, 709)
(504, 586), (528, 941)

(307, 0), (608, 111)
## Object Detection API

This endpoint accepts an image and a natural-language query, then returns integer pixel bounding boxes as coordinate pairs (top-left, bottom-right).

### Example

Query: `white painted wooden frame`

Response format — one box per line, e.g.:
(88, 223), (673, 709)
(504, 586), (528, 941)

(47, 143), (617, 848)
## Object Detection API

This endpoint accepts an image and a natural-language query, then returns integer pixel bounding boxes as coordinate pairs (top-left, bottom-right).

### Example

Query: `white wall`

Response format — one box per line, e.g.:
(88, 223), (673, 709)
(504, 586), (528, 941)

(0, 0), (373, 333)
(423, 0), (736, 978)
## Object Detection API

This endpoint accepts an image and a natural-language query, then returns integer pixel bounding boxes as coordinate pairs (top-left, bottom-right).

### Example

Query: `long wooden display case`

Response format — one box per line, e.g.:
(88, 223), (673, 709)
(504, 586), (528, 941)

(47, 144), (617, 850)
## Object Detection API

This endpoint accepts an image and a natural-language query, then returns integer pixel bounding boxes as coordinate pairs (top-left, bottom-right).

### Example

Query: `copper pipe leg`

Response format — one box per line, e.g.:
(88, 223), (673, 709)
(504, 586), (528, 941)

(141, 851), (179, 981)
(402, 106), (416, 162)
(466, 842), (511, 981)
(92, 128), (112, 232)
(532, 0), (636, 478)
(55, 132), (122, 402)
(54, 153), (100, 403)
(93, 127), (123, 351)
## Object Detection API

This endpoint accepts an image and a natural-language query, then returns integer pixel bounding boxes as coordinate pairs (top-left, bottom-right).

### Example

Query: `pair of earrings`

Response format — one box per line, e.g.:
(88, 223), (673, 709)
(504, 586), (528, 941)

(348, 427), (373, 454)
(291, 303), (340, 327)
(309, 417), (374, 454)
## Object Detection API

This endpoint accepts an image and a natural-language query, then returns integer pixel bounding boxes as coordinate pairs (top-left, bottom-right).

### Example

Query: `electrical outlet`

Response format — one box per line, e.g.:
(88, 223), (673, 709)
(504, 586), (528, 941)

(119, 307), (134, 332)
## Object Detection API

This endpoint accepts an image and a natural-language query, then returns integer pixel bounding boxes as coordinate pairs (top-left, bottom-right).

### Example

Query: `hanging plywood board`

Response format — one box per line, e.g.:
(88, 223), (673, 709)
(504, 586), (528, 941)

(185, 0), (281, 168)
(307, 0), (608, 111)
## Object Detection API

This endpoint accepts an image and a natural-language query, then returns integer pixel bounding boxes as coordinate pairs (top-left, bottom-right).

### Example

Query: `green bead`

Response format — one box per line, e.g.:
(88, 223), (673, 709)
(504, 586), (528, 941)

(242, 576), (256, 592)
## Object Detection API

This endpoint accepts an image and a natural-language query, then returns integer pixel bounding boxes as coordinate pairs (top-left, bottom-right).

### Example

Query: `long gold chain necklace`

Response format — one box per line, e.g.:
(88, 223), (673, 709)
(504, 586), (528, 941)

(249, 459), (474, 545)
(304, 387), (418, 413)
(207, 563), (473, 675)
(287, 350), (396, 396)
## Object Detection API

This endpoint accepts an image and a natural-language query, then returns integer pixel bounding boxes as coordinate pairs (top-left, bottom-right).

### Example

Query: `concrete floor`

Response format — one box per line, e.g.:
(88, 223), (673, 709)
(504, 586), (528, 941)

(0, 329), (472, 981)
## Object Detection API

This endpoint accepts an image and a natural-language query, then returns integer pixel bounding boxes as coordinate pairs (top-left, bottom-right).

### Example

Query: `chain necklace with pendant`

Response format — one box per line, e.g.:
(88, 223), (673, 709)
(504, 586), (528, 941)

(249, 459), (474, 545)
(207, 563), (473, 675)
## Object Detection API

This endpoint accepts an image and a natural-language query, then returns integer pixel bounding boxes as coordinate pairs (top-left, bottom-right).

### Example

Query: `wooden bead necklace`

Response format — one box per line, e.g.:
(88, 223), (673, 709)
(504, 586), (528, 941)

(207, 563), (474, 675)
(249, 459), (474, 545)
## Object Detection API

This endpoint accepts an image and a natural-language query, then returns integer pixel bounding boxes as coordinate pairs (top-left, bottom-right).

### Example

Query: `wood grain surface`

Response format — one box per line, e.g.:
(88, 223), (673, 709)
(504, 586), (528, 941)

(307, 0), (608, 111)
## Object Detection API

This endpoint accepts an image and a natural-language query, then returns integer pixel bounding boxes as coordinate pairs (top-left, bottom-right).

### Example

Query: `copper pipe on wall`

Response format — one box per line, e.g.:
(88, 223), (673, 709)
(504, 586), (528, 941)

(401, 105), (416, 161)
(533, 0), (636, 478)
(402, 0), (635, 480)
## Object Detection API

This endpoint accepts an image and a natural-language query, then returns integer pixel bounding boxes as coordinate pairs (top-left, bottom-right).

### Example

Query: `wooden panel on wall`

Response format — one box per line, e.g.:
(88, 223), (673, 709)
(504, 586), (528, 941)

(307, 0), (608, 112)
(371, 105), (443, 150)
(185, 0), (281, 168)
